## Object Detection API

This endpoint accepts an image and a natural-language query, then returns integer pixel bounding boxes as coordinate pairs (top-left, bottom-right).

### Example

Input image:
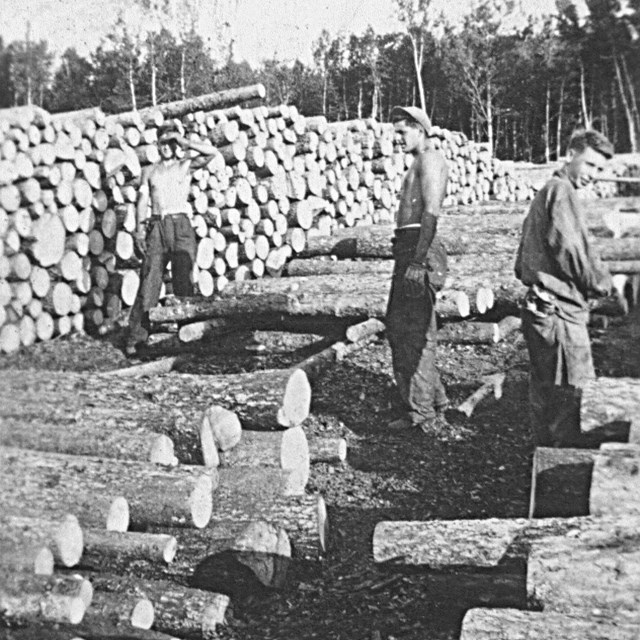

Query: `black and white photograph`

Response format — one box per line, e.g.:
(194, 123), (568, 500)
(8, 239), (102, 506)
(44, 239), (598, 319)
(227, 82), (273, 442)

(0, 0), (639, 637)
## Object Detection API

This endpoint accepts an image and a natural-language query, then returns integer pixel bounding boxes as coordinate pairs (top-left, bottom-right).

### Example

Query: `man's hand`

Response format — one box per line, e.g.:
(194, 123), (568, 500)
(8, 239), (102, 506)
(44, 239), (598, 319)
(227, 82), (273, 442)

(134, 228), (147, 259)
(404, 263), (428, 298)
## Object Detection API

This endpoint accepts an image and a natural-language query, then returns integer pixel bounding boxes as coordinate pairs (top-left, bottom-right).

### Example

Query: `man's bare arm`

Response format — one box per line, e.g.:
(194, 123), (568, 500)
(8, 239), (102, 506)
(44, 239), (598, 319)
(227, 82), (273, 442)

(413, 150), (448, 265)
(170, 134), (220, 169)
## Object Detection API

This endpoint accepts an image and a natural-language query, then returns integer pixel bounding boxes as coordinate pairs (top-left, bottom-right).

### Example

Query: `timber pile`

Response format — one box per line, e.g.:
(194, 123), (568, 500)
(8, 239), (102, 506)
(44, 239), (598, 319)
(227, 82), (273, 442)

(373, 432), (640, 637)
(0, 91), (543, 352)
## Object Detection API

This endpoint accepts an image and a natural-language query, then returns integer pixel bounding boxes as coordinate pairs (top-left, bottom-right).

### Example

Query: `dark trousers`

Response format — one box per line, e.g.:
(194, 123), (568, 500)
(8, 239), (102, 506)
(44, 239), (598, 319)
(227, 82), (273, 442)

(521, 303), (595, 447)
(128, 214), (196, 345)
(385, 231), (448, 425)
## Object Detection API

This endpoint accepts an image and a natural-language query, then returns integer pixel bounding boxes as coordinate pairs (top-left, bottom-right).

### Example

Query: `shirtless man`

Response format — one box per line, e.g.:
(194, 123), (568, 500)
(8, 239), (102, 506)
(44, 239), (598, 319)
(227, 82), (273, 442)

(126, 123), (218, 355)
(386, 106), (450, 432)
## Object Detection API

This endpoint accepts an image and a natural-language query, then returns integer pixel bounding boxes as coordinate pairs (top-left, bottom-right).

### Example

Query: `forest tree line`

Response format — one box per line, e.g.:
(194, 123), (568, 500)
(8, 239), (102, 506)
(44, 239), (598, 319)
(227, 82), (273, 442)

(0, 0), (638, 162)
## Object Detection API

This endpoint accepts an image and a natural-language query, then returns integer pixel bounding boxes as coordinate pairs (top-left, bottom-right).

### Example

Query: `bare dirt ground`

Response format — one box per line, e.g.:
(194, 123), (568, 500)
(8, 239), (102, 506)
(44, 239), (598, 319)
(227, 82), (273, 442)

(1, 306), (639, 640)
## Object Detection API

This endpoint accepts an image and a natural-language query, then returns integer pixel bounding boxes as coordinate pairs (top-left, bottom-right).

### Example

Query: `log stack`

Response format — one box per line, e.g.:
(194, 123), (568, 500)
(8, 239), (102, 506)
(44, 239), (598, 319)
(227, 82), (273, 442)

(0, 91), (568, 352)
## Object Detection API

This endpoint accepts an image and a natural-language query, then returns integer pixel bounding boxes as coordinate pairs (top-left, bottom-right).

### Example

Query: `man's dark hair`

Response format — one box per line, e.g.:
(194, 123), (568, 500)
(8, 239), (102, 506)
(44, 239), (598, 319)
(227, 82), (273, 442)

(568, 129), (614, 159)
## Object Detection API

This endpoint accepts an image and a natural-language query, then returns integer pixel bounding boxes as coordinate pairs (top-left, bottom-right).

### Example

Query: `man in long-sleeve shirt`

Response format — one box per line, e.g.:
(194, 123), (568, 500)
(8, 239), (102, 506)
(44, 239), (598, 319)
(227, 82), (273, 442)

(515, 129), (614, 446)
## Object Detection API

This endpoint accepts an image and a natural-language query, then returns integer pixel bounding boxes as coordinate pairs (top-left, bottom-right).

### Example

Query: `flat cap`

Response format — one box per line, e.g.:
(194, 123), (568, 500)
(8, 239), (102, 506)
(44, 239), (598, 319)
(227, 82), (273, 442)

(391, 106), (432, 136)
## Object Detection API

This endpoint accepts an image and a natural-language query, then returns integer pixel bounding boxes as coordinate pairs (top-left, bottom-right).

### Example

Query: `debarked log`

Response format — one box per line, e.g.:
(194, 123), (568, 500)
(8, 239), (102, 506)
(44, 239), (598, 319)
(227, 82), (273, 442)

(307, 436), (348, 464)
(0, 514), (83, 572)
(0, 448), (216, 532)
(82, 592), (154, 631)
(88, 574), (229, 639)
(460, 607), (640, 640)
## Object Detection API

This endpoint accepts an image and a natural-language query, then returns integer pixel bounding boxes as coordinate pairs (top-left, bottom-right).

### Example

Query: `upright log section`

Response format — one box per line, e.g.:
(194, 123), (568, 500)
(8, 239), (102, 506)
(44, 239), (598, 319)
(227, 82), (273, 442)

(590, 443), (640, 517)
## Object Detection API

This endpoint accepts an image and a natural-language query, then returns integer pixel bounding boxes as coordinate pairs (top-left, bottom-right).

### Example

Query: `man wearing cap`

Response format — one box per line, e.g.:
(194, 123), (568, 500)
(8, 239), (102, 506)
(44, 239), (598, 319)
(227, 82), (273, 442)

(126, 123), (219, 355)
(386, 106), (450, 432)
(515, 129), (614, 446)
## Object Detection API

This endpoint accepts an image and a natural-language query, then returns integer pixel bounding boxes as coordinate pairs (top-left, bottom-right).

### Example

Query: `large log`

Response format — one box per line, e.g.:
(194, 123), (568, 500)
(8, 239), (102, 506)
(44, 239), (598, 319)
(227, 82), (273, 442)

(285, 257), (393, 277)
(80, 530), (178, 571)
(0, 625), (181, 640)
(527, 519), (640, 622)
(88, 575), (229, 639)
(134, 84), (266, 121)
(0, 448), (215, 532)
(307, 436), (348, 464)
(581, 376), (640, 441)
(218, 426), (310, 480)
(0, 514), (83, 572)
(372, 514), (640, 568)
(460, 608), (640, 640)
(208, 493), (328, 560)
(0, 571), (91, 625)
(590, 443), (640, 517)
(81, 591), (154, 630)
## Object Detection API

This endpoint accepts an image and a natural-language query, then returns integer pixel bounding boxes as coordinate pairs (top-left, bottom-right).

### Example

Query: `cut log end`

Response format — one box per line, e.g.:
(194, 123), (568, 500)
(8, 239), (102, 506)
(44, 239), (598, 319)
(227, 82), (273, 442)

(280, 426), (311, 476)
(56, 514), (84, 567)
(149, 434), (176, 466)
(190, 475), (214, 529)
(203, 405), (242, 452)
(163, 536), (178, 564)
(131, 598), (155, 630)
(317, 495), (328, 554)
(106, 496), (129, 532)
(67, 596), (86, 625)
(200, 418), (220, 468)
(278, 368), (312, 427)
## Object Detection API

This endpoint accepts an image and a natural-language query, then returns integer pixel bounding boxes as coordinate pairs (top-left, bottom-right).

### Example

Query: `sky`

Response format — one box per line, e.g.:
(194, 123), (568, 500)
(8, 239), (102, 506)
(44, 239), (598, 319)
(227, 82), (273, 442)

(2, 0), (565, 67)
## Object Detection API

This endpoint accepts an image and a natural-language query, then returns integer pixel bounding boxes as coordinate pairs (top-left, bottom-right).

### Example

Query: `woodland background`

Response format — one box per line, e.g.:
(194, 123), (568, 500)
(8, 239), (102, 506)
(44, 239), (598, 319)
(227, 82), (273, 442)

(1, 0), (639, 162)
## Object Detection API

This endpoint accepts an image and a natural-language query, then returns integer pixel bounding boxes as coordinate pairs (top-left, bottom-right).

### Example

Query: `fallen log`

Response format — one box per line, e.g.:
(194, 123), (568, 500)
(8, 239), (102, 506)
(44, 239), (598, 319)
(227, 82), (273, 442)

(285, 257), (393, 277)
(438, 321), (499, 345)
(136, 84), (266, 120)
(1, 625), (181, 640)
(0, 514), (83, 572)
(307, 437), (348, 464)
(88, 575), (229, 639)
(372, 514), (640, 568)
(0, 448), (215, 532)
(456, 373), (506, 418)
(218, 426), (310, 480)
(100, 356), (186, 378)
(217, 464), (307, 500)
(0, 571), (92, 625)
(172, 520), (291, 594)
(80, 530), (177, 571)
(581, 376), (640, 441)
(529, 447), (596, 518)
(209, 493), (328, 560)
(82, 592), (154, 630)
(606, 259), (640, 273)
(460, 607), (640, 640)
(345, 318), (386, 343)
(528, 520), (640, 623)
(590, 443), (640, 517)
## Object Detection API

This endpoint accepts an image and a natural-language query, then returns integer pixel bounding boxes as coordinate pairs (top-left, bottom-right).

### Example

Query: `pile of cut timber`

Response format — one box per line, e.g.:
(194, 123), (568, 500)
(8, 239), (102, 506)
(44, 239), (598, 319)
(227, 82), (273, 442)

(0, 91), (541, 352)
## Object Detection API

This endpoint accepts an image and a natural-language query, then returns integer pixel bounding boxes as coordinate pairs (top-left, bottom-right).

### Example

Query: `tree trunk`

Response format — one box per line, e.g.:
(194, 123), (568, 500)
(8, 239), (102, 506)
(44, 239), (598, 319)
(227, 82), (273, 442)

(0, 447), (215, 532)
(581, 376), (640, 441)
(0, 514), (83, 572)
(307, 436), (347, 464)
(590, 443), (640, 518)
(0, 571), (91, 625)
(528, 518), (640, 622)
(88, 574), (229, 639)
(80, 529), (178, 571)
(614, 52), (638, 153)
(461, 607), (640, 640)
(209, 493), (327, 560)
(373, 514), (640, 569)
(544, 83), (550, 163)
(218, 426), (310, 481)
(556, 78), (565, 160)
(0, 624), (181, 640)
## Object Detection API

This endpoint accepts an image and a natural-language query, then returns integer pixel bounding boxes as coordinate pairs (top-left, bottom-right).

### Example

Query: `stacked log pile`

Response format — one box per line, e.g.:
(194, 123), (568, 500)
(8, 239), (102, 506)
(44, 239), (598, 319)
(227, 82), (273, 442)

(0, 93), (546, 353)
(0, 331), (355, 635)
(372, 385), (640, 638)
